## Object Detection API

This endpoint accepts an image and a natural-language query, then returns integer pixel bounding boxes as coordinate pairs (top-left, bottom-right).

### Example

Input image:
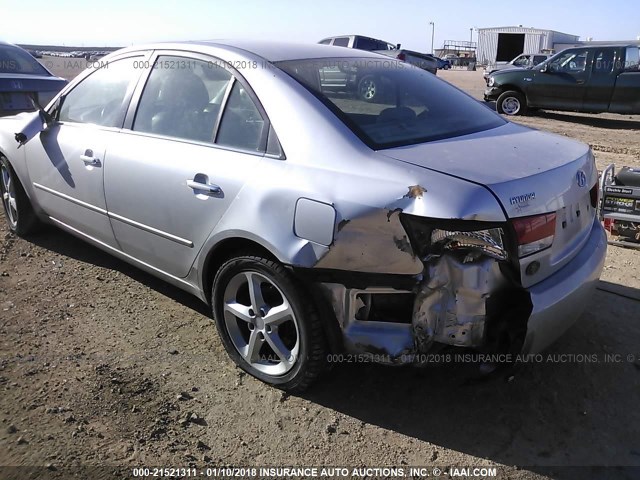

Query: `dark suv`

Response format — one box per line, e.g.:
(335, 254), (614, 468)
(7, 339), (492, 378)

(484, 45), (640, 115)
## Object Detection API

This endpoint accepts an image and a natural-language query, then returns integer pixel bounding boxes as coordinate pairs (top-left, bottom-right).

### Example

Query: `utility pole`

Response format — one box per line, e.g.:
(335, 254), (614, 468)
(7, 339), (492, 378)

(429, 21), (435, 54)
(470, 28), (473, 44)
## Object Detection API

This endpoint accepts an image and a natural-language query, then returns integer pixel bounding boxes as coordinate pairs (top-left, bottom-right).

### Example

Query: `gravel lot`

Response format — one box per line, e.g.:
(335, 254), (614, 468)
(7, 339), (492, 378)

(0, 59), (639, 480)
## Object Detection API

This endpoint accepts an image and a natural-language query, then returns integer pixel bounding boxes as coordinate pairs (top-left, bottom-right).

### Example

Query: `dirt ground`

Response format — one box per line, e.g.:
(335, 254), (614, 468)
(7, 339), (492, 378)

(0, 60), (639, 480)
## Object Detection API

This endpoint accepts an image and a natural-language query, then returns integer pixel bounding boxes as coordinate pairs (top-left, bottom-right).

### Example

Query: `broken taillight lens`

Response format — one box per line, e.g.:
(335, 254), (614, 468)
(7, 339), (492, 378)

(431, 228), (508, 261)
(512, 213), (556, 258)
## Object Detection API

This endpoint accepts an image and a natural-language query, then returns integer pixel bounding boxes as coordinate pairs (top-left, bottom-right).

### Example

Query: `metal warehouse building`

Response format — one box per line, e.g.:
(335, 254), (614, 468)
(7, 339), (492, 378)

(477, 26), (579, 65)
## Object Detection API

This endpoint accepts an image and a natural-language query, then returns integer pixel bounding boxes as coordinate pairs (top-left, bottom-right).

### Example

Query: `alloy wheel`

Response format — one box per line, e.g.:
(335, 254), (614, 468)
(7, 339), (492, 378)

(222, 271), (300, 376)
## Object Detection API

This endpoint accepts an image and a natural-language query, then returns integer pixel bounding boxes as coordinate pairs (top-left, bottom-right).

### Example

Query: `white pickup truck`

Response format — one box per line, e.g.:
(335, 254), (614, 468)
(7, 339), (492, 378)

(483, 52), (552, 79)
(319, 35), (438, 74)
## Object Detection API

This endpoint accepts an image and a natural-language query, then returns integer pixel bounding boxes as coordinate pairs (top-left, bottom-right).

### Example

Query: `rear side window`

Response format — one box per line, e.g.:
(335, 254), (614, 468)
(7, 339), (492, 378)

(333, 38), (350, 47)
(216, 81), (265, 152)
(593, 49), (616, 74)
(59, 56), (138, 127)
(133, 56), (232, 143)
(625, 47), (640, 71)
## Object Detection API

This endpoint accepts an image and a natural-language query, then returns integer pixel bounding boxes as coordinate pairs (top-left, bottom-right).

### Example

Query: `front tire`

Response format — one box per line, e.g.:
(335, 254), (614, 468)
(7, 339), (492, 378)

(496, 90), (527, 116)
(212, 255), (326, 392)
(0, 156), (40, 236)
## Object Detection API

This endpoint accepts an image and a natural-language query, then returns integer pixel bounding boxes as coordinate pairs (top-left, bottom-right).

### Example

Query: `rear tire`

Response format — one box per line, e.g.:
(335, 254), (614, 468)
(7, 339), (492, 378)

(0, 156), (41, 236)
(496, 90), (527, 116)
(212, 255), (326, 392)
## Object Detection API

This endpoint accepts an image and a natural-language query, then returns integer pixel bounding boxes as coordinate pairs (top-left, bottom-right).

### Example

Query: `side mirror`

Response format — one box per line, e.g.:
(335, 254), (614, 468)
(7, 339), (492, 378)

(14, 110), (48, 147)
(539, 64), (549, 73)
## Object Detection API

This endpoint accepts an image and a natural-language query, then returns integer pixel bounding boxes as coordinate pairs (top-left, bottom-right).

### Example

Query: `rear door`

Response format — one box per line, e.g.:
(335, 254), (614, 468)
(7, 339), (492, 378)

(527, 49), (591, 109)
(103, 52), (269, 278)
(24, 54), (147, 247)
(583, 47), (620, 111)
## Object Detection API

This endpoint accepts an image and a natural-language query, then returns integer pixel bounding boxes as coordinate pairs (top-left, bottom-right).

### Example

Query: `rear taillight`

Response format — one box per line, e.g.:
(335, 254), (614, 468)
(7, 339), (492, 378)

(590, 183), (598, 209)
(397, 53), (406, 61)
(512, 213), (556, 258)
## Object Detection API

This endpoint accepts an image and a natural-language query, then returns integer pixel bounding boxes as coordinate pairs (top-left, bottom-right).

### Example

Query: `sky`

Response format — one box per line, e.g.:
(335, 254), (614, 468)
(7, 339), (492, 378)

(2, 0), (639, 50)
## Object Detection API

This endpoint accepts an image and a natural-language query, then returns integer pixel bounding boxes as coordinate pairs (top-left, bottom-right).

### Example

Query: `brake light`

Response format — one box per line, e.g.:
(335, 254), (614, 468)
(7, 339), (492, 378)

(397, 53), (406, 61)
(512, 213), (556, 258)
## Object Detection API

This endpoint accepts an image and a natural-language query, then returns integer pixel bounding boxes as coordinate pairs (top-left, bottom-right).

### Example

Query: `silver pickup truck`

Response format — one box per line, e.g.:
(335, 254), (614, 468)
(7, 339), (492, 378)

(319, 35), (438, 74)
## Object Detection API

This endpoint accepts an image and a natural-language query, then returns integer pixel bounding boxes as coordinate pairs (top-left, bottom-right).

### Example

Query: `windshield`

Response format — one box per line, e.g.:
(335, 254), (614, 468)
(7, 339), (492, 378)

(276, 58), (505, 149)
(0, 45), (49, 75)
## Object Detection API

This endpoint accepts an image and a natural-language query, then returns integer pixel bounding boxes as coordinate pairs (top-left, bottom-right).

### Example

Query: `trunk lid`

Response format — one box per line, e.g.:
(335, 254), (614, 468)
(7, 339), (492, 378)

(380, 122), (598, 287)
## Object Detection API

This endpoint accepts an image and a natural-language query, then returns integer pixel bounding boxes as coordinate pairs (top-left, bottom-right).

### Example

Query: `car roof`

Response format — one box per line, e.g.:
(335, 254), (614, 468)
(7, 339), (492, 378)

(117, 40), (387, 62)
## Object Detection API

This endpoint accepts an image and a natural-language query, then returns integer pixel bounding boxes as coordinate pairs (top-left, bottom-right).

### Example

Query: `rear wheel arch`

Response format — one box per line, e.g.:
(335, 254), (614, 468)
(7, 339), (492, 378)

(201, 237), (278, 305)
(200, 236), (343, 355)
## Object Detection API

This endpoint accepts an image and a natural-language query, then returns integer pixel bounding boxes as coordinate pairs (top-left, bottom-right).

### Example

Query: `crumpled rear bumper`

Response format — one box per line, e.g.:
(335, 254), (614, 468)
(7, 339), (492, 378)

(522, 217), (607, 354)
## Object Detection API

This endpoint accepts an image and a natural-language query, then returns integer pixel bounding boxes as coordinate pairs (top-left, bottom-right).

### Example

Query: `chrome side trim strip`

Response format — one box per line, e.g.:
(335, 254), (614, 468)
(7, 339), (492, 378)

(108, 211), (194, 248)
(33, 183), (194, 248)
(48, 216), (195, 288)
(33, 182), (107, 215)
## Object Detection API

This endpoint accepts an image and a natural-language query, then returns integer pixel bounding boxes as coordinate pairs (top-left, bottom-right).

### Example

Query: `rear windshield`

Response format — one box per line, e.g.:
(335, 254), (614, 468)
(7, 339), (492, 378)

(276, 57), (505, 149)
(0, 45), (48, 75)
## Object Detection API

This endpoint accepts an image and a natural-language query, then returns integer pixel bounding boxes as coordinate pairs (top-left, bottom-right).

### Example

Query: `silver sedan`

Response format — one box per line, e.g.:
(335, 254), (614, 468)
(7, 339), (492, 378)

(0, 41), (607, 391)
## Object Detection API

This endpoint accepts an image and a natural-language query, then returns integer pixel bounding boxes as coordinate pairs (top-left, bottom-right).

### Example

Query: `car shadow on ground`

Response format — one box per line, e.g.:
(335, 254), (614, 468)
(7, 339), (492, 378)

(482, 101), (640, 130)
(25, 226), (210, 316)
(300, 285), (640, 479)
(528, 111), (640, 130)
(20, 226), (640, 480)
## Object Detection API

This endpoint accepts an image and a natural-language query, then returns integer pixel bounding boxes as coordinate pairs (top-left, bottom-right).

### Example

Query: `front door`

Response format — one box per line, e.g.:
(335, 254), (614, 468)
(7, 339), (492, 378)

(527, 49), (591, 110)
(25, 55), (145, 247)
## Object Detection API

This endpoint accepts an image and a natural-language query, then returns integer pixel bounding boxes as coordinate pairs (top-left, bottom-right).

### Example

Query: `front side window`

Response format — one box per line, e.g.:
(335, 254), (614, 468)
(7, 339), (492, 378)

(0, 45), (49, 75)
(133, 56), (233, 143)
(354, 37), (378, 51)
(59, 56), (138, 127)
(277, 58), (505, 149)
(533, 55), (547, 65)
(512, 55), (531, 67)
(625, 47), (639, 71)
(549, 50), (588, 73)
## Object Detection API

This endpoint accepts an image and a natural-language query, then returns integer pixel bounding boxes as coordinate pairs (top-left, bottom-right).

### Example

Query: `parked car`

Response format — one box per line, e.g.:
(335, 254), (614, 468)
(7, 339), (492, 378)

(0, 41), (68, 117)
(483, 53), (552, 79)
(433, 55), (451, 70)
(0, 41), (606, 391)
(319, 35), (438, 75)
(485, 45), (640, 115)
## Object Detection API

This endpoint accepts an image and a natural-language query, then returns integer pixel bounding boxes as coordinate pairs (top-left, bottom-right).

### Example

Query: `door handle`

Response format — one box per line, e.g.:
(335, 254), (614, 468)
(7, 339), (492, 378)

(80, 149), (101, 167)
(576, 79), (586, 84)
(187, 179), (222, 195)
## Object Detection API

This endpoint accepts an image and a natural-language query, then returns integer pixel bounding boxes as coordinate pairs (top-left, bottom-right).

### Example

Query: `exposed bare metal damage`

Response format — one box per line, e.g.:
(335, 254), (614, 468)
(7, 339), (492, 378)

(413, 255), (507, 350)
(315, 183), (525, 363)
